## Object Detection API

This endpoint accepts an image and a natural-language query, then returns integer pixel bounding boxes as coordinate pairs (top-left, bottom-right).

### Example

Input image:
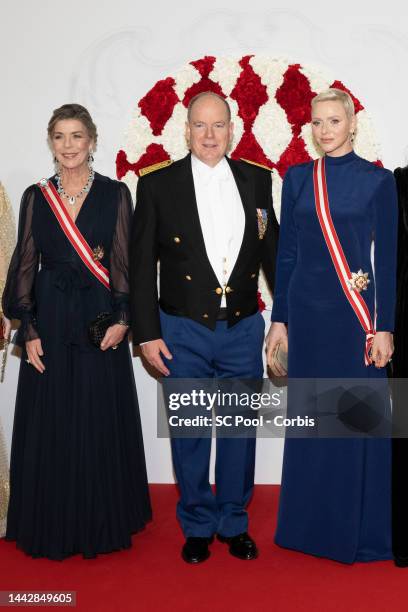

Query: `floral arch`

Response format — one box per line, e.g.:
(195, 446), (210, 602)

(117, 55), (381, 308)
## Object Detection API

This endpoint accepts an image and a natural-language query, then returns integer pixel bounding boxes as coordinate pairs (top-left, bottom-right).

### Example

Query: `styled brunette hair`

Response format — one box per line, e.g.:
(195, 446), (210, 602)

(47, 103), (98, 145)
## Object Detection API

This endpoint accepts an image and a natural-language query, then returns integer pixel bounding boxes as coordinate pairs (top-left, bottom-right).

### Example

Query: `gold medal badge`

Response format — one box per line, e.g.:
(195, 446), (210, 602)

(256, 208), (268, 240)
(92, 245), (105, 262)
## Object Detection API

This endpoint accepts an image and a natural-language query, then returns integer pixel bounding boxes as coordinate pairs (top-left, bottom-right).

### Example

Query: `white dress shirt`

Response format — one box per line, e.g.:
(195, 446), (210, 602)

(191, 155), (245, 306)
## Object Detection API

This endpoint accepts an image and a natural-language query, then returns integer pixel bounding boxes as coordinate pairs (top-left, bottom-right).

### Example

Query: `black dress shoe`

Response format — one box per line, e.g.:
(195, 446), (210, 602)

(181, 536), (213, 564)
(217, 532), (258, 560)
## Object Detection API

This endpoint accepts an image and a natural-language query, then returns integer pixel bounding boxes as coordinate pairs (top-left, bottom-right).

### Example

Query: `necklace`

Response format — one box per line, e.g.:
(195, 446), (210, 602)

(56, 169), (95, 206)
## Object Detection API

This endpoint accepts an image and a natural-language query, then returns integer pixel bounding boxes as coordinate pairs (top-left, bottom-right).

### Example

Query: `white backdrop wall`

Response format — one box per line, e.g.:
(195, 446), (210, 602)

(0, 0), (407, 483)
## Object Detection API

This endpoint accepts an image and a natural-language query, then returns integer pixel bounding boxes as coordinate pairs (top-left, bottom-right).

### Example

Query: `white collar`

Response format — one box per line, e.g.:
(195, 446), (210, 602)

(191, 155), (230, 182)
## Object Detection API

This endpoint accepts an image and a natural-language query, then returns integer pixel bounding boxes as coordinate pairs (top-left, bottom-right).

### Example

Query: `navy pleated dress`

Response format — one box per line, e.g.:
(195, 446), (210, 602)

(272, 151), (398, 563)
(2, 173), (151, 559)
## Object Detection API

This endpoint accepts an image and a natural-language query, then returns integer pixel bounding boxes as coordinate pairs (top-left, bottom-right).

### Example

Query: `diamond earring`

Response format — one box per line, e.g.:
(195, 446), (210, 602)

(88, 150), (94, 169)
(53, 155), (60, 174)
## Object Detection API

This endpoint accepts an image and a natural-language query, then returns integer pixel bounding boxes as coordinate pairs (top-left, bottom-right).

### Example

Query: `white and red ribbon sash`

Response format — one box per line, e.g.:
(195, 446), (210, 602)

(313, 158), (374, 365)
(38, 179), (110, 291)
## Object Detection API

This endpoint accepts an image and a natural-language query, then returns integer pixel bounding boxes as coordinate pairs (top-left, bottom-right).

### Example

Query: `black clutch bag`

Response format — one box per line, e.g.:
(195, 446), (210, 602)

(88, 312), (113, 348)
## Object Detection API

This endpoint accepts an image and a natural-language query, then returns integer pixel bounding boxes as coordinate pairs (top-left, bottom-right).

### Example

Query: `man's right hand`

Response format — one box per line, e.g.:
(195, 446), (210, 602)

(141, 339), (173, 376)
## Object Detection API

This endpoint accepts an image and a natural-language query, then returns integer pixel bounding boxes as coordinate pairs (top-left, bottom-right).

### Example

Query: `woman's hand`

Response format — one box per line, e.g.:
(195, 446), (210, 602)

(266, 321), (288, 376)
(1, 315), (11, 341)
(100, 323), (129, 351)
(26, 338), (45, 373)
(370, 331), (394, 369)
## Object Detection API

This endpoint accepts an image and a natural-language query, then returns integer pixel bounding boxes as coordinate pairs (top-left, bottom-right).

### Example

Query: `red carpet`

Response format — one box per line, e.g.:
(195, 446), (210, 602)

(0, 485), (407, 611)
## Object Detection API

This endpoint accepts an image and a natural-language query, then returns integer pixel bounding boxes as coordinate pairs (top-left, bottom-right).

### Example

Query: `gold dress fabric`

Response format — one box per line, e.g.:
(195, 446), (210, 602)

(0, 181), (15, 537)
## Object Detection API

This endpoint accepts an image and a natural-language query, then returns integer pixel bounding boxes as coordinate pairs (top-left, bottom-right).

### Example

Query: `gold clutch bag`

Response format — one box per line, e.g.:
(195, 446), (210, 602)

(272, 343), (288, 372)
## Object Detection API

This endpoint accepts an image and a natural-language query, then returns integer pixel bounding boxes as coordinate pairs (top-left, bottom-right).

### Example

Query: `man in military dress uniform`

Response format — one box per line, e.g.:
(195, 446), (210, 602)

(130, 91), (278, 563)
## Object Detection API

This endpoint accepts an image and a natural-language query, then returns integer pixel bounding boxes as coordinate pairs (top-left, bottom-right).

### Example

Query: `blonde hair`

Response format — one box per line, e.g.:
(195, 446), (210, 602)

(311, 88), (355, 119)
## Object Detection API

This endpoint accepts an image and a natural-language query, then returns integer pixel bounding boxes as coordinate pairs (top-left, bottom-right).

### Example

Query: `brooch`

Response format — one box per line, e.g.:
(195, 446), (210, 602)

(92, 245), (105, 261)
(39, 178), (48, 187)
(348, 269), (370, 292)
(256, 208), (268, 240)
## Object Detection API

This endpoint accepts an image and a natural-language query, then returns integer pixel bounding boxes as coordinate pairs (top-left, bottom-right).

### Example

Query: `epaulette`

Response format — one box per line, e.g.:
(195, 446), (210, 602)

(240, 158), (273, 172)
(139, 159), (173, 177)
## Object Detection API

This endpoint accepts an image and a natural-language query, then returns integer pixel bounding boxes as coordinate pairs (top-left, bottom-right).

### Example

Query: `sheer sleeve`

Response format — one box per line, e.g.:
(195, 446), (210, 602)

(0, 182), (16, 310)
(2, 185), (40, 344)
(110, 181), (133, 325)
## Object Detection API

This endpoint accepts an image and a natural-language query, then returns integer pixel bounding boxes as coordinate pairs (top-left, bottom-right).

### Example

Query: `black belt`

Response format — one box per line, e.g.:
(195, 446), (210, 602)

(216, 308), (228, 321)
(160, 303), (228, 321)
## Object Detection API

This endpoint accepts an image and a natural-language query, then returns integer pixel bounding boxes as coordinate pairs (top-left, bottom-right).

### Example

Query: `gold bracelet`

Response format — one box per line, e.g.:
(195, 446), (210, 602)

(117, 319), (129, 327)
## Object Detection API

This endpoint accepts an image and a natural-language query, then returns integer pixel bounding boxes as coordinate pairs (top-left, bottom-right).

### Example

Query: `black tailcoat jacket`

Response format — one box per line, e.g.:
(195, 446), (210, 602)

(129, 153), (279, 345)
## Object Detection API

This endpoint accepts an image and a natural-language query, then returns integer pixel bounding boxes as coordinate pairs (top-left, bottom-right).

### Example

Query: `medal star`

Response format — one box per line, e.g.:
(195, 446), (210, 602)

(348, 269), (370, 292)
(92, 245), (104, 261)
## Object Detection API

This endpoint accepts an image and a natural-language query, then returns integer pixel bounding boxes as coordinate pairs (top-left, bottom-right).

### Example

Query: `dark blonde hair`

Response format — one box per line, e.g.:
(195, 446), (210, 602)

(47, 103), (98, 145)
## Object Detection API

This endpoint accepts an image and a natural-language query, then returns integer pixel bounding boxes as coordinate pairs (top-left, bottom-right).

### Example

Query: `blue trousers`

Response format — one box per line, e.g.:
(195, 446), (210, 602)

(160, 309), (265, 537)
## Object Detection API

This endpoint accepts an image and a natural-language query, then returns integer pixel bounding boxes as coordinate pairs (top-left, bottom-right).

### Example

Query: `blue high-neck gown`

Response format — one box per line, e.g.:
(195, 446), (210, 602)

(272, 150), (398, 563)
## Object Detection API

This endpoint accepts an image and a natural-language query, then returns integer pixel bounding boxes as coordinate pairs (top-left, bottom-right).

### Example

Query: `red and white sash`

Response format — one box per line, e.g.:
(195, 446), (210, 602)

(37, 178), (110, 291)
(312, 158), (374, 366)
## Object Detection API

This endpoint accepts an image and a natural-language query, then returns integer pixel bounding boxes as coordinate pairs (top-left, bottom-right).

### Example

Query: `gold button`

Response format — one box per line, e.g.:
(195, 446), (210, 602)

(173, 236), (181, 243)
(251, 273), (256, 279)
(225, 286), (232, 294)
(185, 275), (192, 281)
(203, 313), (209, 319)
(215, 287), (223, 295)
(235, 311), (240, 317)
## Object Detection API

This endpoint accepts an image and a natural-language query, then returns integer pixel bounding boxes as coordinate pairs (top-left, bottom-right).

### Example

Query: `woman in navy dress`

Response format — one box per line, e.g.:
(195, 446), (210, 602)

(266, 89), (397, 563)
(2, 104), (151, 559)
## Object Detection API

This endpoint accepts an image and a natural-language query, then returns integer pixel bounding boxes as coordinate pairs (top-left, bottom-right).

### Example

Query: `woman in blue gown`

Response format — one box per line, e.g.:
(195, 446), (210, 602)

(2, 104), (151, 559)
(266, 89), (397, 563)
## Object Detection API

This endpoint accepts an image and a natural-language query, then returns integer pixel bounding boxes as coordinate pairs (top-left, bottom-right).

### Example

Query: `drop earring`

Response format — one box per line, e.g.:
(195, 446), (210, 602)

(88, 149), (94, 170)
(53, 155), (60, 175)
